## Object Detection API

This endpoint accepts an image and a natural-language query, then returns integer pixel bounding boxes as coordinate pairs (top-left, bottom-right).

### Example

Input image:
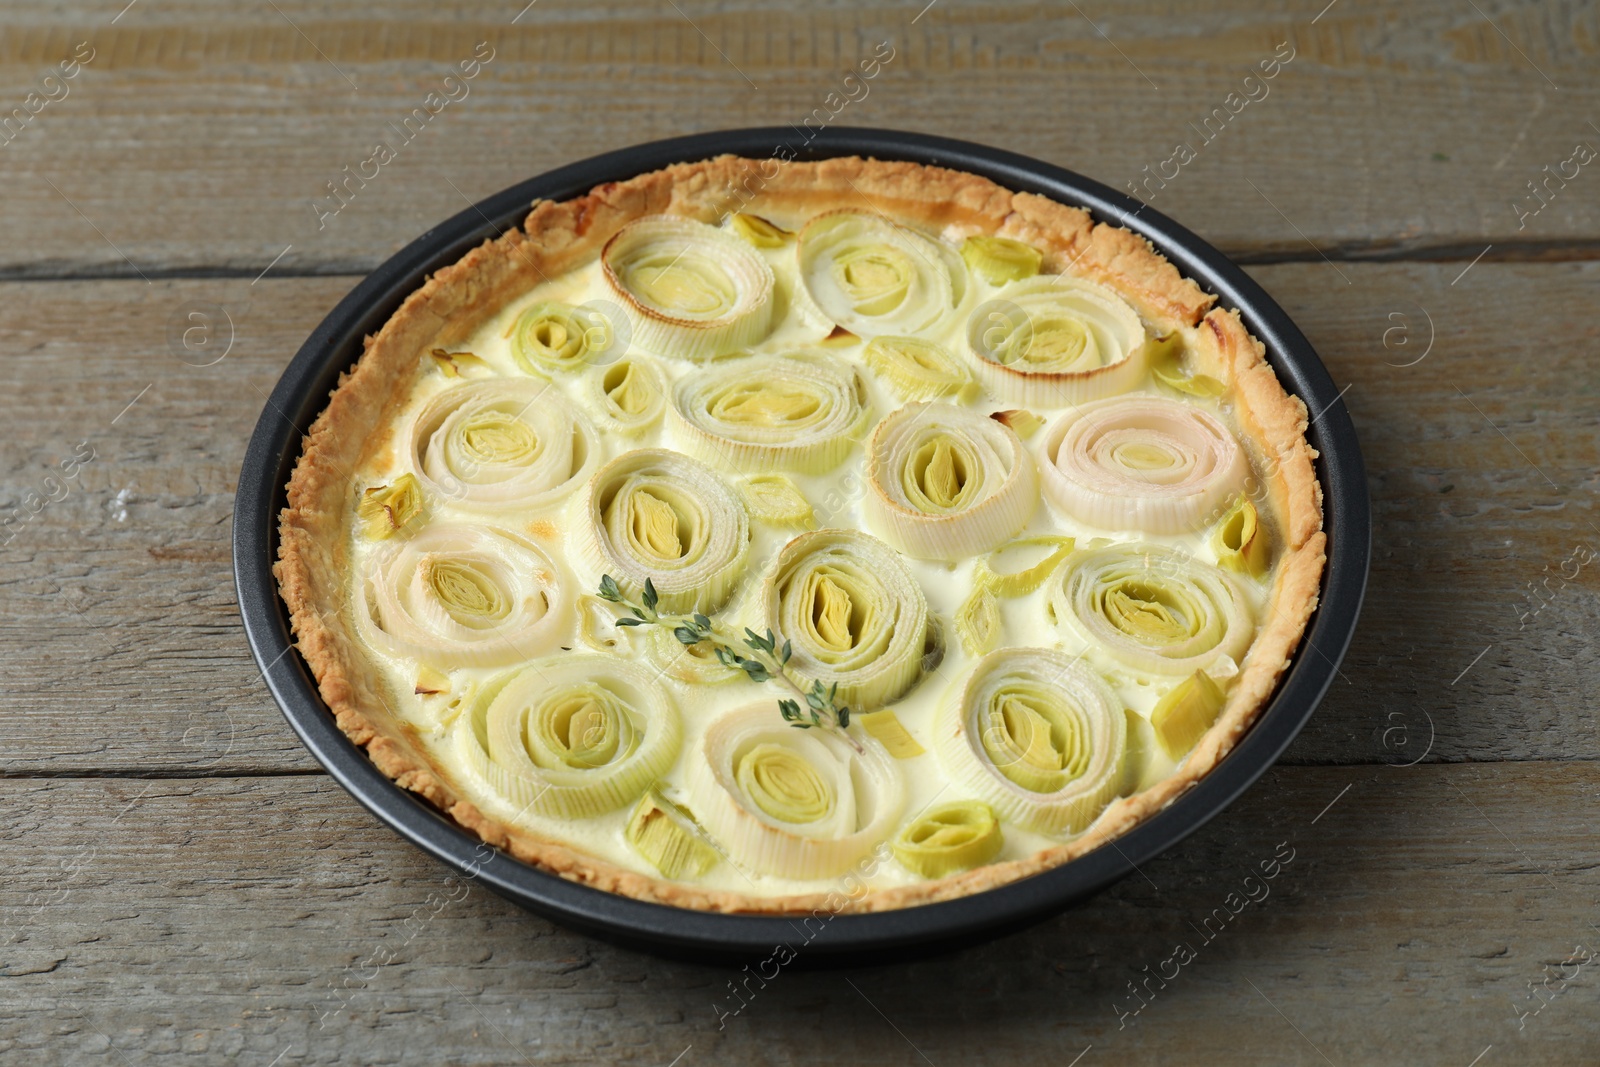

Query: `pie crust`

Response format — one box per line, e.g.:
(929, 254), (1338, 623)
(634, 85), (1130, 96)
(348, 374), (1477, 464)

(275, 156), (1326, 914)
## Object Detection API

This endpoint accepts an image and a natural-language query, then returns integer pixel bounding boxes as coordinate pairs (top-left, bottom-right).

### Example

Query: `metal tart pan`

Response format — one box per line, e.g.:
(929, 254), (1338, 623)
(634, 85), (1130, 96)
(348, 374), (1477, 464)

(235, 127), (1369, 964)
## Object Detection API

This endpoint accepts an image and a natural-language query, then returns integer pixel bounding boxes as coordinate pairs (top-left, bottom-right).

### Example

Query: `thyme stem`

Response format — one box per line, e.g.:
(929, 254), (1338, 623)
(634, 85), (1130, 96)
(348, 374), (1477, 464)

(598, 575), (861, 752)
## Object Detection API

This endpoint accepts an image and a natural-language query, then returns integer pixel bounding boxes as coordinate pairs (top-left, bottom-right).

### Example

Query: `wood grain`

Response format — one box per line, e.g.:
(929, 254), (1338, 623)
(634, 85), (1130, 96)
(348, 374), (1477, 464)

(3, 766), (1596, 1065)
(7, 5), (1598, 1060)
(0, 1), (1595, 275)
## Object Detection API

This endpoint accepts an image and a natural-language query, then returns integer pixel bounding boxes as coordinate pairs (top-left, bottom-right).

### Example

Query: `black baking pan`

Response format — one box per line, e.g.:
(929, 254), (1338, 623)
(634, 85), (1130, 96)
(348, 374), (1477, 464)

(234, 127), (1369, 965)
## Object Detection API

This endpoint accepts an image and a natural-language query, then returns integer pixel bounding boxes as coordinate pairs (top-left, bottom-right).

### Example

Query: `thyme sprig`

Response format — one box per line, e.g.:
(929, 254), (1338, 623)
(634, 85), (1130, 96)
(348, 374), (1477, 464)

(598, 575), (859, 748)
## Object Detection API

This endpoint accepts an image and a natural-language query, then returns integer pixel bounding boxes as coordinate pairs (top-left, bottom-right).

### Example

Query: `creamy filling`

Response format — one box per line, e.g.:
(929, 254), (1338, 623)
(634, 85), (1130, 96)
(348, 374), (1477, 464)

(345, 220), (1274, 898)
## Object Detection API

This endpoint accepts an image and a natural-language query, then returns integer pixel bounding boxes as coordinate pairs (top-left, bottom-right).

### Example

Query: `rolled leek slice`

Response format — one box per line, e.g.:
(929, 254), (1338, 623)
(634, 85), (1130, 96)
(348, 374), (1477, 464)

(1039, 395), (1248, 534)
(1150, 669), (1225, 759)
(454, 656), (680, 819)
(760, 529), (931, 710)
(862, 336), (975, 402)
(798, 211), (966, 337)
(572, 448), (750, 614)
(626, 789), (721, 879)
(510, 301), (609, 377)
(671, 353), (866, 474)
(934, 647), (1127, 835)
(1211, 496), (1272, 577)
(690, 702), (905, 879)
(967, 276), (1149, 404)
(603, 215), (775, 360)
(892, 800), (1003, 878)
(960, 236), (1042, 285)
(587, 356), (667, 437)
(739, 473), (816, 529)
(357, 473), (424, 540)
(356, 523), (570, 668)
(863, 402), (1039, 561)
(409, 379), (601, 514)
(1049, 544), (1254, 676)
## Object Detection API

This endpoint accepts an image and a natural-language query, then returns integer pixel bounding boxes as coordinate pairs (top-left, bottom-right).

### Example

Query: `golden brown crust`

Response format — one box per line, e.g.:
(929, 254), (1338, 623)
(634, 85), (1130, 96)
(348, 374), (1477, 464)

(276, 155), (1326, 915)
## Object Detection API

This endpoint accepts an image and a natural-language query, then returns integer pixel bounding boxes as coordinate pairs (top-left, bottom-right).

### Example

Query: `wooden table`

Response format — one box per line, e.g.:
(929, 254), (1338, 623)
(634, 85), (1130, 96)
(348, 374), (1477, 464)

(4, 2), (1596, 1063)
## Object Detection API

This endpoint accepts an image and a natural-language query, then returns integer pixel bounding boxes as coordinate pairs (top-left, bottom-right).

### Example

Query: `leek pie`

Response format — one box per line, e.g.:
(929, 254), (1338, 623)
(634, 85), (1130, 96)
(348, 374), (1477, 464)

(276, 156), (1325, 914)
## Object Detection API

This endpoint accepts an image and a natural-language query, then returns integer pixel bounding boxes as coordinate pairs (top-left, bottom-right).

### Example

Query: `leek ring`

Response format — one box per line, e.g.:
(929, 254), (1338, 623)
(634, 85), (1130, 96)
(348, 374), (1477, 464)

(863, 401), (1039, 561)
(572, 448), (750, 615)
(934, 647), (1126, 835)
(690, 702), (904, 879)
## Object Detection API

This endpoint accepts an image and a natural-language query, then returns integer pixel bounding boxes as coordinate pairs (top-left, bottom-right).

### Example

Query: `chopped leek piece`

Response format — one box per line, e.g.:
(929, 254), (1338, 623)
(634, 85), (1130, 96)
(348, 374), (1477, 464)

(960, 235), (1043, 285)
(892, 800), (1003, 878)
(857, 709), (925, 759)
(1212, 496), (1271, 577)
(1150, 670), (1225, 759)
(1150, 333), (1227, 397)
(728, 212), (793, 248)
(740, 474), (815, 529)
(626, 789), (721, 879)
(357, 472), (424, 540)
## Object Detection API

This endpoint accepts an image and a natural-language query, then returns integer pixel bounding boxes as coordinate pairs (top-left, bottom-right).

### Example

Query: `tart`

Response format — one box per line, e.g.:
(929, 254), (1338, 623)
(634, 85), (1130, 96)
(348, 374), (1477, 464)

(275, 156), (1325, 914)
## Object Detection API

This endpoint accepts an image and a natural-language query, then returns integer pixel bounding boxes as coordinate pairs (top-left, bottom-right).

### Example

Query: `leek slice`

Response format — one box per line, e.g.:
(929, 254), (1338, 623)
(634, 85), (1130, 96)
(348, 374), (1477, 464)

(1150, 670), (1226, 759)
(1049, 544), (1253, 676)
(961, 236), (1042, 284)
(954, 535), (1075, 656)
(454, 656), (680, 818)
(857, 709), (925, 758)
(573, 448), (750, 614)
(357, 473), (424, 540)
(1211, 496), (1272, 577)
(991, 409), (1045, 439)
(603, 215), (775, 360)
(356, 523), (570, 668)
(955, 584), (1002, 657)
(934, 647), (1126, 835)
(1149, 332), (1227, 397)
(626, 789), (721, 879)
(511, 301), (606, 377)
(690, 702), (905, 879)
(645, 624), (740, 685)
(760, 529), (930, 710)
(588, 356), (667, 437)
(671, 352), (866, 474)
(576, 593), (632, 655)
(739, 473), (816, 529)
(430, 348), (490, 378)
(863, 402), (1039, 561)
(892, 800), (1003, 878)
(1039, 394), (1248, 534)
(967, 276), (1148, 404)
(798, 211), (966, 337)
(409, 379), (601, 514)
(862, 336), (975, 402)
(727, 212), (792, 248)
(973, 535), (1077, 597)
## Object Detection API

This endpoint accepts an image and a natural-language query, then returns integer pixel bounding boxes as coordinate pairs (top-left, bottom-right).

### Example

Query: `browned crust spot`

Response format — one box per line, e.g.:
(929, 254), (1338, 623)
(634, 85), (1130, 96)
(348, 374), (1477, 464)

(275, 155), (1325, 915)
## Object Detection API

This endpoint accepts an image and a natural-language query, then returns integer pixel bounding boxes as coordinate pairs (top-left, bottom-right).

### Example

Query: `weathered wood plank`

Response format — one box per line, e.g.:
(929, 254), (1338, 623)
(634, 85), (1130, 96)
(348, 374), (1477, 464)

(0, 1), (1595, 275)
(0, 260), (1596, 774)
(2, 765), (1596, 1064)
(1253, 260), (1600, 767)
